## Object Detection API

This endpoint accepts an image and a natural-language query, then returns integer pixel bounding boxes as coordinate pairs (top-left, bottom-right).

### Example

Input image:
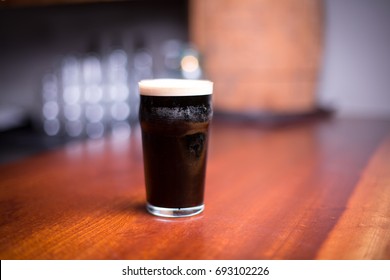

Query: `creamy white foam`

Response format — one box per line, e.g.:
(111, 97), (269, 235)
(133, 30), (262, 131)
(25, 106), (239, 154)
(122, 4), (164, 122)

(138, 79), (213, 96)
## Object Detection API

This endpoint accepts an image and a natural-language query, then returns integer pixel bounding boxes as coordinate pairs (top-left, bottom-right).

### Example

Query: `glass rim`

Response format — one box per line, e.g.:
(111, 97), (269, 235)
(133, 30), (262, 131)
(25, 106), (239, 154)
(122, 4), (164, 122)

(138, 79), (213, 96)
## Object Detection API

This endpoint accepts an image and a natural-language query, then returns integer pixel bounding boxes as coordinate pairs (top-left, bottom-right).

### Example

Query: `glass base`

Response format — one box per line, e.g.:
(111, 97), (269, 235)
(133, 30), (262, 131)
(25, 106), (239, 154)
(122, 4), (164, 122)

(146, 203), (204, 218)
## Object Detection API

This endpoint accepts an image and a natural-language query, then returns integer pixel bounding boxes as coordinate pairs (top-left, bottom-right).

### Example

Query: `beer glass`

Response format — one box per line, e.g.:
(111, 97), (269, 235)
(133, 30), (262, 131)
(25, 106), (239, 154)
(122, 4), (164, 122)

(138, 79), (213, 217)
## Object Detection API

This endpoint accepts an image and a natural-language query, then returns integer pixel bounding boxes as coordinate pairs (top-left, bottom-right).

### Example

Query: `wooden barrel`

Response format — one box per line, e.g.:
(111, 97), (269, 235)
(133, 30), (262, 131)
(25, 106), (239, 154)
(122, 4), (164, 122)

(190, 0), (323, 114)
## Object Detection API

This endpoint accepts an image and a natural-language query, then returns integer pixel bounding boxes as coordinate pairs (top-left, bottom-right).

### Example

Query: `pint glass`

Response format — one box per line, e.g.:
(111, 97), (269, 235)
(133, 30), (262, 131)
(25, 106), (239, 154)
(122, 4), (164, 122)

(138, 79), (213, 217)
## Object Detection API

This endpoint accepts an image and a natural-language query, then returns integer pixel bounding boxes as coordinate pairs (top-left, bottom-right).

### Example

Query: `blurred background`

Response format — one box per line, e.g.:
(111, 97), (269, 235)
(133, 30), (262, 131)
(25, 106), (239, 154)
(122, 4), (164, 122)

(0, 0), (389, 163)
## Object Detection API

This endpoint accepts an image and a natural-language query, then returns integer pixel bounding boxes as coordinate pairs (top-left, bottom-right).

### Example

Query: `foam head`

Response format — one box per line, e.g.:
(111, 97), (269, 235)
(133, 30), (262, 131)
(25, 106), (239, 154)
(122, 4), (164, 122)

(138, 79), (213, 96)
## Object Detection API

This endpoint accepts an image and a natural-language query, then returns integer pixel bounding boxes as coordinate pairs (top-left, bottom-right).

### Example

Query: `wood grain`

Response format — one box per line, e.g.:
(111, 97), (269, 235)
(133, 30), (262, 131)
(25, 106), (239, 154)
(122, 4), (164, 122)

(316, 135), (390, 259)
(0, 118), (389, 259)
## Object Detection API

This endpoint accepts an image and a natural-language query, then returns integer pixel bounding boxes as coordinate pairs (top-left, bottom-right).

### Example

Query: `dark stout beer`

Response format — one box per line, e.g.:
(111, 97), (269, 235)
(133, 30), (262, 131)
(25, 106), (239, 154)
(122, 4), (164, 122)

(138, 79), (213, 217)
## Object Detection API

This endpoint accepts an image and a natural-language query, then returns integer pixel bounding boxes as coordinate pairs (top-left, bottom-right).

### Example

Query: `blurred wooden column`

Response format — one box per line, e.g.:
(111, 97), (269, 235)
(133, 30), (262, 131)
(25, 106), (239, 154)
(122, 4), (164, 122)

(190, 0), (323, 114)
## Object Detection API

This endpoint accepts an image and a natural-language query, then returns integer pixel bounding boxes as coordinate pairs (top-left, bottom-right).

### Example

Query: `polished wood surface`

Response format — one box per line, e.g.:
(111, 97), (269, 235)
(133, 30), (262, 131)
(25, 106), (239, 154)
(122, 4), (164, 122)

(1, 118), (389, 259)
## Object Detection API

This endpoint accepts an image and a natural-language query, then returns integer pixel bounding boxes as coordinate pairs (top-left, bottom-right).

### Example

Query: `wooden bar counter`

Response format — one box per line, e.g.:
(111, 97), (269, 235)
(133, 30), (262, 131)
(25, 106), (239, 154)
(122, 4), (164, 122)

(1, 117), (390, 259)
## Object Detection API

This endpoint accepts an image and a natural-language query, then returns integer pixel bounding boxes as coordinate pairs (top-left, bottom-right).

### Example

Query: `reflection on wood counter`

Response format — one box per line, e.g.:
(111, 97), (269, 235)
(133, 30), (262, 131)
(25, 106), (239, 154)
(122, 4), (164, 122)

(0, 118), (389, 259)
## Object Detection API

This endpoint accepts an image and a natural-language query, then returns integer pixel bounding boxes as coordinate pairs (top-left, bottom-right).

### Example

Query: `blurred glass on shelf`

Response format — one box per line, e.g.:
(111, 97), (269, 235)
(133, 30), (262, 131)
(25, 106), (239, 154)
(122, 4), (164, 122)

(160, 40), (203, 79)
(181, 46), (202, 79)
(161, 39), (182, 78)
(40, 37), (204, 140)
